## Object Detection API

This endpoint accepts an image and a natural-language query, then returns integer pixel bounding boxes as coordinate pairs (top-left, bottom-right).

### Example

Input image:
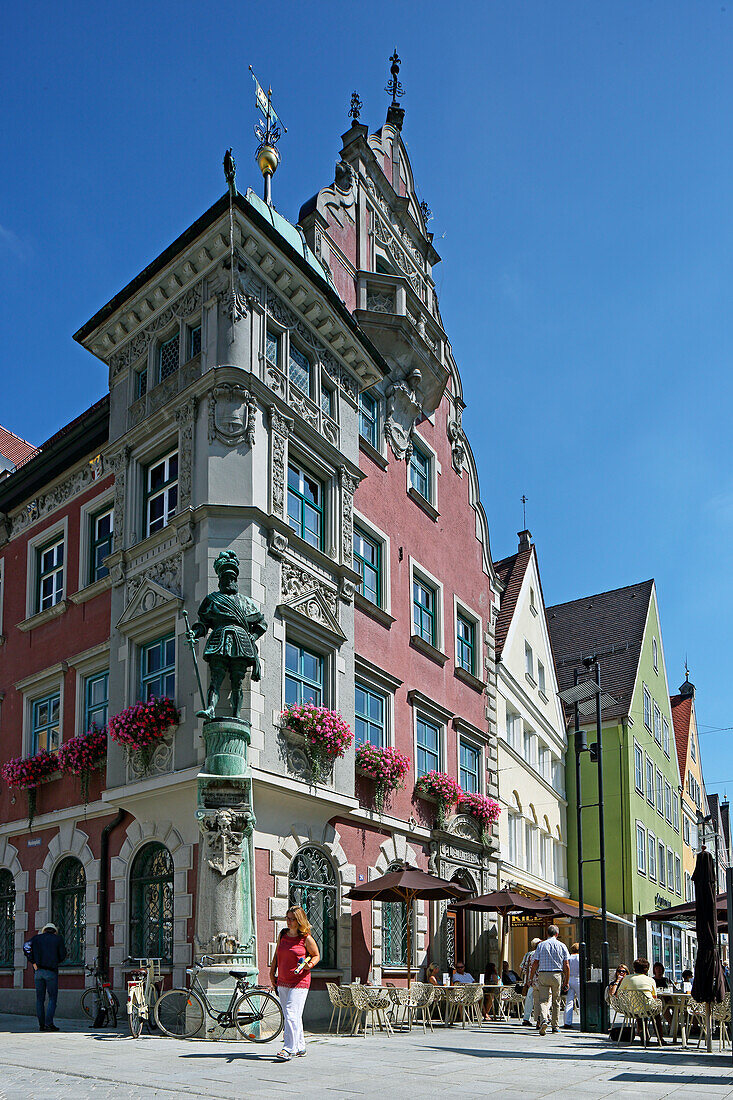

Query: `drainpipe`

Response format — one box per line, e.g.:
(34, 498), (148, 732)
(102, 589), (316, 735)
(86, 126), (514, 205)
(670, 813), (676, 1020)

(98, 809), (126, 978)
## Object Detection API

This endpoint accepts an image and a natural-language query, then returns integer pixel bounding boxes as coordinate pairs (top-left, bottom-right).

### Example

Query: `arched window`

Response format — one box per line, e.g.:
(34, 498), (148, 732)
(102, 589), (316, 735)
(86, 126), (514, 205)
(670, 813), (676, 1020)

(382, 862), (413, 968)
(129, 843), (173, 964)
(288, 847), (336, 968)
(51, 858), (86, 965)
(0, 871), (15, 967)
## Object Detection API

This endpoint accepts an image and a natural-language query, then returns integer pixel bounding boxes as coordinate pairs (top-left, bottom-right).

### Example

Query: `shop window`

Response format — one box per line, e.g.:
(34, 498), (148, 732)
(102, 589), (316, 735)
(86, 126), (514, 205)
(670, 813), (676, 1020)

(51, 858), (85, 966)
(288, 847), (336, 968)
(129, 843), (173, 964)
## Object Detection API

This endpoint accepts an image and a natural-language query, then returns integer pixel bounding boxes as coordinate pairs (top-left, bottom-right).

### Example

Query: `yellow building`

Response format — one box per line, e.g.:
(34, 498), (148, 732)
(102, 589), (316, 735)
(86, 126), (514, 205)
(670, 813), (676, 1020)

(671, 672), (703, 969)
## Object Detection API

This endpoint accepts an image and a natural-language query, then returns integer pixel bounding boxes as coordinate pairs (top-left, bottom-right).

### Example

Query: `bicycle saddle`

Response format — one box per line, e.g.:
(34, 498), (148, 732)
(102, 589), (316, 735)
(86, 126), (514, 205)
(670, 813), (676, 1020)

(229, 970), (249, 979)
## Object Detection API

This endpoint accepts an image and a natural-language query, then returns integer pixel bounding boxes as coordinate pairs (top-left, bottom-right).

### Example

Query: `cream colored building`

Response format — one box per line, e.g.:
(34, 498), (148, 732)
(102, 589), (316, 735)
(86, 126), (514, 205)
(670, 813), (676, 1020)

(493, 531), (568, 965)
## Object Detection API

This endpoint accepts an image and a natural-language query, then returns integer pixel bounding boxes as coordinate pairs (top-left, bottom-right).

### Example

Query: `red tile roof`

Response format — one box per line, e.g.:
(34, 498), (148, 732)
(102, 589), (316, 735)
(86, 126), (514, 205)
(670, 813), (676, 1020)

(0, 425), (37, 468)
(493, 547), (533, 660)
(670, 693), (693, 771)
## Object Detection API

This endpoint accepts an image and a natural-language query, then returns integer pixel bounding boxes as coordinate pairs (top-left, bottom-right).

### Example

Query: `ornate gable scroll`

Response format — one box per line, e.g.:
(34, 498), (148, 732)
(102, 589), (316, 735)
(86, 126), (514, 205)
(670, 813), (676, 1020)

(280, 561), (344, 641)
(117, 574), (182, 633)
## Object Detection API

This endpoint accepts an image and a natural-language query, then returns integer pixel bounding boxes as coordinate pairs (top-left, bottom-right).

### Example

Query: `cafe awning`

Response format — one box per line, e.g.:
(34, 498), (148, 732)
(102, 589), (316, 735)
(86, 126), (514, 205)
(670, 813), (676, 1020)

(514, 887), (635, 928)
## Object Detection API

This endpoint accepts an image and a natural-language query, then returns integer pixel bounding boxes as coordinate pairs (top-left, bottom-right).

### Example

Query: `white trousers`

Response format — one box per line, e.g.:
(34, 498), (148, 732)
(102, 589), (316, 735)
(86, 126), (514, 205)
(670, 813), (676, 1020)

(564, 977), (580, 1025)
(278, 985), (309, 1053)
(523, 986), (534, 1022)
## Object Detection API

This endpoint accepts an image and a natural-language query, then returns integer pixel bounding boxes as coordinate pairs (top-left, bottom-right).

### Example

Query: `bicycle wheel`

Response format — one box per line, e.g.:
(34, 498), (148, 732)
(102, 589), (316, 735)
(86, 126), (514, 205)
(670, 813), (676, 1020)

(106, 990), (120, 1027)
(234, 991), (284, 1043)
(80, 987), (96, 1019)
(155, 989), (206, 1039)
(128, 997), (143, 1038)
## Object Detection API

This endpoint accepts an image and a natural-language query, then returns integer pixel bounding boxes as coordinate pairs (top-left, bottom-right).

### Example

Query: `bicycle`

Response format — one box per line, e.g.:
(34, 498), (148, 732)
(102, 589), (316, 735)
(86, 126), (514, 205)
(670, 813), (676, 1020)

(124, 957), (163, 1038)
(154, 956), (283, 1042)
(81, 962), (119, 1027)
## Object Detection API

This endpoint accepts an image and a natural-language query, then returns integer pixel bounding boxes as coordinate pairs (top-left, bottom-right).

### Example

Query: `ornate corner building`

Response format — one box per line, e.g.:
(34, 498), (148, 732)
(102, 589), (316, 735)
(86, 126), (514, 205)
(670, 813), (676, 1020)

(0, 76), (502, 1018)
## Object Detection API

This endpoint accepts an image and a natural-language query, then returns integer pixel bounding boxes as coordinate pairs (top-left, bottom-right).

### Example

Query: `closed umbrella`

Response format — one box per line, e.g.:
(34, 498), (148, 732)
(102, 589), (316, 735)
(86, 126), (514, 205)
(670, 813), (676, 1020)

(691, 849), (726, 1052)
(455, 890), (554, 966)
(346, 867), (470, 986)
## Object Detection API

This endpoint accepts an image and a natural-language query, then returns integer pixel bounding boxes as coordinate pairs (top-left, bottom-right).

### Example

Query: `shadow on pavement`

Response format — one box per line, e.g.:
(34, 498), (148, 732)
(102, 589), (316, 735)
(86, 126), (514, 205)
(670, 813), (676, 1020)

(180, 1051), (284, 1064)
(613, 1072), (733, 1086)
(427, 1044), (733, 1070)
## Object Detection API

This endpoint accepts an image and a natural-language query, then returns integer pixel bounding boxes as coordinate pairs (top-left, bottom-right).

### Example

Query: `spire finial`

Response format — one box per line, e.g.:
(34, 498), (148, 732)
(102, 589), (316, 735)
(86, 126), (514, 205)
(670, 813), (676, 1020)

(249, 65), (287, 205)
(385, 49), (405, 130)
(521, 494), (528, 528)
(349, 91), (362, 123)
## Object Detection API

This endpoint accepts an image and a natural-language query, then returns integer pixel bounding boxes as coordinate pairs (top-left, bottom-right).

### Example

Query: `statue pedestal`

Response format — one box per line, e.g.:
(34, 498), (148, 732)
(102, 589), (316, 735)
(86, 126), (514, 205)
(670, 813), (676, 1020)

(194, 717), (258, 992)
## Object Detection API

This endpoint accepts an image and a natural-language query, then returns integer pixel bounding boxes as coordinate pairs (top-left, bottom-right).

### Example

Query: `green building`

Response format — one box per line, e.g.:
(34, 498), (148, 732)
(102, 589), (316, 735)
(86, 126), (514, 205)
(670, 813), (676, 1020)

(547, 580), (686, 976)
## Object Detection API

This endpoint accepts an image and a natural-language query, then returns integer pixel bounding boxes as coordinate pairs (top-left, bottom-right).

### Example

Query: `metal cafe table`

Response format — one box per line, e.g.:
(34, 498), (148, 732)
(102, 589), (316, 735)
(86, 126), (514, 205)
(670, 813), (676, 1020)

(657, 990), (690, 1046)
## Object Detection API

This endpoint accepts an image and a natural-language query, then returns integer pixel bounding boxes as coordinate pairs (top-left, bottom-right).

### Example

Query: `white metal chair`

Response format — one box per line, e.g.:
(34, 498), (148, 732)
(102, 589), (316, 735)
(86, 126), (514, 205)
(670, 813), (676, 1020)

(326, 982), (354, 1035)
(350, 984), (393, 1037)
(713, 993), (731, 1051)
(614, 989), (664, 1047)
(687, 997), (709, 1049)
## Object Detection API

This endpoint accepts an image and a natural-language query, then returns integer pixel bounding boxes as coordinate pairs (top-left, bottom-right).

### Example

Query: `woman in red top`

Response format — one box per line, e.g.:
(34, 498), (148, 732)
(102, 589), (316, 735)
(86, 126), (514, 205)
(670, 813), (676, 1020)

(269, 905), (320, 1060)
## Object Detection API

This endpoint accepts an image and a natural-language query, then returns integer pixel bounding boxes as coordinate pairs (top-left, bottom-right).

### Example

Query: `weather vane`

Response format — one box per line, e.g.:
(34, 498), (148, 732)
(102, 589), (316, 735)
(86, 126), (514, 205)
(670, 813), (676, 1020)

(521, 494), (528, 528)
(249, 65), (287, 205)
(386, 50), (405, 104)
(349, 91), (362, 122)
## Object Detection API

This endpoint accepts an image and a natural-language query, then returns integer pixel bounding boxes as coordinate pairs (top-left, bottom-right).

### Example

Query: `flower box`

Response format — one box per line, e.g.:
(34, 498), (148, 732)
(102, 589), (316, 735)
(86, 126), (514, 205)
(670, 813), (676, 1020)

(458, 792), (502, 845)
(355, 744), (410, 813)
(414, 771), (462, 829)
(280, 704), (352, 784)
(108, 697), (179, 775)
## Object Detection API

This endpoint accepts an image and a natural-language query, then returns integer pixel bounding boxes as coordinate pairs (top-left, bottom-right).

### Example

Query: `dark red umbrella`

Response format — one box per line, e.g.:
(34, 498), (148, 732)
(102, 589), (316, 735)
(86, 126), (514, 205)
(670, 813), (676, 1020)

(346, 867), (470, 986)
(455, 890), (554, 964)
(691, 849), (726, 1051)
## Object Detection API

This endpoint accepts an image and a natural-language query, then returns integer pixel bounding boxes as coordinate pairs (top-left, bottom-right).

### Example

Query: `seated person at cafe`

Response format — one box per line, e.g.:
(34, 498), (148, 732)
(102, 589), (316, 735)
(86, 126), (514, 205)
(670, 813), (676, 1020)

(652, 962), (671, 990)
(502, 960), (520, 984)
(606, 963), (629, 1002)
(618, 958), (666, 1043)
(681, 969), (693, 994)
(483, 962), (500, 1020)
(452, 961), (475, 984)
(426, 963), (441, 986)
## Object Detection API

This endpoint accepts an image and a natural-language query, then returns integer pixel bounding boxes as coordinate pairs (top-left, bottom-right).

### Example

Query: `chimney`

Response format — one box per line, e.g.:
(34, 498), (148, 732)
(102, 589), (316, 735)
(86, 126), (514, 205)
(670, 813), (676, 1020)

(518, 530), (532, 552)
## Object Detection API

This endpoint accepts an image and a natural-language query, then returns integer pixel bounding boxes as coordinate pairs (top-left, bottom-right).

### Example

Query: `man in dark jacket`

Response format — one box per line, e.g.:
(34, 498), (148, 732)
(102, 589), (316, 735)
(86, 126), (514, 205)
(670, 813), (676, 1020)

(29, 923), (67, 1031)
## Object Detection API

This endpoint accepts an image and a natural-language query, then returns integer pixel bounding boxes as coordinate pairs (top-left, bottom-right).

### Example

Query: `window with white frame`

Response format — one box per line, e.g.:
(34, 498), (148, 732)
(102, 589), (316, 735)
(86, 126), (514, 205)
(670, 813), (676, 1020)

(662, 718), (670, 757)
(529, 586), (537, 613)
(653, 637), (658, 673)
(525, 822), (538, 874)
(412, 574), (438, 647)
(646, 756), (654, 805)
(355, 682), (387, 748)
(667, 848), (674, 888)
(37, 537), (64, 612)
(140, 634), (175, 701)
(683, 817), (690, 846)
(287, 461), (324, 550)
(537, 660), (546, 696)
(456, 612), (476, 676)
(506, 708), (521, 751)
(508, 813), (522, 867)
(31, 692), (60, 753)
(145, 451), (178, 536)
(672, 793), (679, 831)
(84, 671), (109, 730)
(552, 756), (565, 797)
(353, 525), (382, 606)
(524, 641), (534, 681)
(664, 780), (673, 824)
(634, 742), (644, 793)
(690, 732), (697, 762)
(459, 741), (481, 793)
(523, 730), (538, 771)
(358, 391), (379, 450)
(538, 745), (551, 783)
(643, 686), (652, 730)
(658, 841), (666, 886)
(408, 441), (432, 502)
(675, 855), (681, 896)
(636, 823), (646, 873)
(656, 767), (664, 814)
(684, 872), (692, 901)
(648, 831), (657, 880)
(416, 715), (442, 777)
(89, 505), (113, 584)
(653, 703), (662, 746)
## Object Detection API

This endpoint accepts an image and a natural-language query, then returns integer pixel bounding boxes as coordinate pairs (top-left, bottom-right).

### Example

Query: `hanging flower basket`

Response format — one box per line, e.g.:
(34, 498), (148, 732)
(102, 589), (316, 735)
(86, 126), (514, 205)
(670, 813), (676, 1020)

(2, 749), (60, 828)
(280, 703), (352, 784)
(58, 723), (107, 805)
(355, 744), (411, 813)
(108, 697), (179, 775)
(414, 771), (462, 829)
(458, 792), (502, 845)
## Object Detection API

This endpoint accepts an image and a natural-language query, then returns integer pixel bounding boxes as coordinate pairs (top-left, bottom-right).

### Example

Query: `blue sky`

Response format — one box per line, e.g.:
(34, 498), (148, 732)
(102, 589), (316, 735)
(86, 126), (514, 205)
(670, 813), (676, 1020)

(2, 2), (732, 794)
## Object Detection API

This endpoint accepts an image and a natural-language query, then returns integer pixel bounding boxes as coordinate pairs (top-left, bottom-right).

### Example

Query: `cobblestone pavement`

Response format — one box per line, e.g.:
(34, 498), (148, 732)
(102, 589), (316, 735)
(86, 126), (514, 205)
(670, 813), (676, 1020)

(0, 1013), (732, 1099)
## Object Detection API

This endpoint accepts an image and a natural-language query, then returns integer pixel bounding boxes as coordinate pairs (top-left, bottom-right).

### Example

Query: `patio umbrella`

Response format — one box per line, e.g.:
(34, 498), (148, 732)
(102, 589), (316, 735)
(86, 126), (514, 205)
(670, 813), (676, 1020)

(691, 849), (726, 1052)
(455, 890), (554, 965)
(346, 867), (470, 986)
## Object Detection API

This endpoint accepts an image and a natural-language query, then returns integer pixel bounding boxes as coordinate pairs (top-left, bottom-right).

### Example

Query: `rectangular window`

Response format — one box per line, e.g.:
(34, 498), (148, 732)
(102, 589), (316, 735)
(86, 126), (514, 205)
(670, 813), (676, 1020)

(188, 324), (202, 360)
(140, 634), (175, 701)
(456, 614), (475, 675)
(355, 683), (386, 748)
(653, 637), (659, 672)
(353, 526), (381, 606)
(145, 451), (178, 536)
(408, 443), (431, 502)
(537, 660), (546, 695)
(664, 781), (673, 824)
(673, 793), (679, 831)
(651, 921), (662, 965)
(648, 832), (657, 880)
(663, 718), (670, 757)
(634, 742), (644, 793)
(459, 742), (480, 793)
(32, 693), (60, 753)
(320, 384), (334, 419)
(636, 823), (646, 873)
(135, 366), (148, 399)
(37, 538), (64, 612)
(506, 710), (521, 751)
(416, 716), (441, 777)
(359, 392), (379, 449)
(658, 841), (666, 886)
(412, 576), (436, 646)
(287, 462), (323, 549)
(683, 817), (690, 846)
(525, 823), (537, 874)
(89, 507), (113, 583)
(525, 641), (534, 680)
(646, 756), (654, 805)
(667, 848), (674, 889)
(285, 642), (323, 707)
(643, 686), (652, 730)
(508, 814), (521, 866)
(690, 733), (697, 762)
(84, 671), (109, 730)
(288, 344), (311, 395)
(675, 855), (681, 896)
(266, 329), (280, 369)
(656, 768), (664, 814)
(653, 703), (662, 746)
(158, 333), (180, 381)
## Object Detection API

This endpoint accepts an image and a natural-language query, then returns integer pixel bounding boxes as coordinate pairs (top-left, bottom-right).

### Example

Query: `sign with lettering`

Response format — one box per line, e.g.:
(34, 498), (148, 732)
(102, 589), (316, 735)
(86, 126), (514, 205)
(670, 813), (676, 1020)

(655, 894), (672, 909)
(27, 837), (41, 847)
(202, 787), (248, 810)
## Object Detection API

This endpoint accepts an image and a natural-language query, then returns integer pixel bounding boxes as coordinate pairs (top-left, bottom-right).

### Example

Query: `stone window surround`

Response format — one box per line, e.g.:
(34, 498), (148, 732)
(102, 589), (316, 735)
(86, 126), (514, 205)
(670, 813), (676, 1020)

(452, 593), (483, 680)
(116, 611), (180, 711)
(0, 837), (29, 988)
(280, 621), (337, 715)
(354, 655), (402, 752)
(77, 487), (114, 593)
(285, 440), (337, 558)
(121, 431), (179, 550)
(23, 515), (69, 623)
(34, 821), (100, 984)
(15, 663), (66, 757)
(352, 508), (392, 614)
(406, 428), (440, 516)
(268, 822), (356, 976)
(370, 834), (427, 981)
(68, 641), (111, 737)
(264, 317), (336, 417)
(408, 555), (445, 654)
(132, 313), (202, 399)
(109, 818), (193, 987)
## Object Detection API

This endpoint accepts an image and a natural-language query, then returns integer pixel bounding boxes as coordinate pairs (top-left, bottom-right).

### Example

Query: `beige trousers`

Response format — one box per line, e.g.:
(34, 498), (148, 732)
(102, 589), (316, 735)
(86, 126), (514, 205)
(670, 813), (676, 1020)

(535, 972), (563, 1029)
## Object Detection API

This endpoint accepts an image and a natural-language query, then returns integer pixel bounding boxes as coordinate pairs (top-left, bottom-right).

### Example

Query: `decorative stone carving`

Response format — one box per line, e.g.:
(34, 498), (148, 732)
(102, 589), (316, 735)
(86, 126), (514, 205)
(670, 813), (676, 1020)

(108, 281), (203, 377)
(9, 462), (101, 539)
(208, 384), (257, 447)
(384, 369), (423, 460)
(176, 520), (195, 548)
(175, 397), (197, 509)
(110, 446), (130, 549)
(339, 578), (354, 604)
(281, 562), (338, 617)
(199, 809), (252, 876)
(340, 466), (356, 565)
(446, 815), (482, 843)
(127, 553), (182, 602)
(126, 732), (174, 782)
(334, 159), (354, 193)
(0, 513), (10, 548)
(447, 419), (466, 473)
(289, 388), (319, 431)
(267, 530), (288, 559)
(269, 408), (292, 520)
(265, 291), (357, 402)
(149, 375), (180, 414)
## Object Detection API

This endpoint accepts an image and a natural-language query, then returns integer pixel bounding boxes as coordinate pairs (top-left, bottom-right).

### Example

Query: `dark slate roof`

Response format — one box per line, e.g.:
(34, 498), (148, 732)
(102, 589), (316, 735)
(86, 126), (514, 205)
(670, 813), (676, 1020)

(546, 579), (654, 725)
(493, 547), (533, 660)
